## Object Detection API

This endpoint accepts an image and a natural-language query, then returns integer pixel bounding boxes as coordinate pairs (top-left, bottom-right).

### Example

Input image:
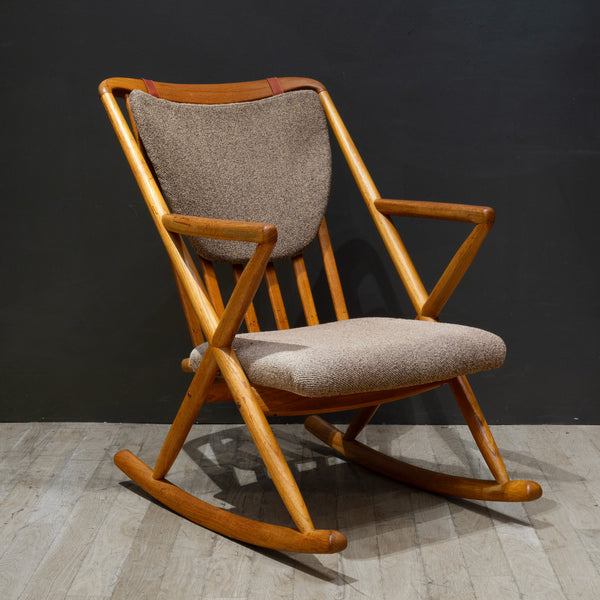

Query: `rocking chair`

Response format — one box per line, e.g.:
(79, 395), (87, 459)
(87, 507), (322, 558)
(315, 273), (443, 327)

(98, 76), (541, 554)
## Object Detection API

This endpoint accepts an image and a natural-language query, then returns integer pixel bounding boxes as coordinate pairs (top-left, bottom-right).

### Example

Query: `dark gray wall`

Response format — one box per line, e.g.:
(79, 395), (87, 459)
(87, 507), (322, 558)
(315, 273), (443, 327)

(2, 1), (599, 424)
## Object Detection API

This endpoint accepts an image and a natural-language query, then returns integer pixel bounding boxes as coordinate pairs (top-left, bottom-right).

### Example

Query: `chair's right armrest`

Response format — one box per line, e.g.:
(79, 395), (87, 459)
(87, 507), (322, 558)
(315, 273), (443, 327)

(374, 199), (495, 225)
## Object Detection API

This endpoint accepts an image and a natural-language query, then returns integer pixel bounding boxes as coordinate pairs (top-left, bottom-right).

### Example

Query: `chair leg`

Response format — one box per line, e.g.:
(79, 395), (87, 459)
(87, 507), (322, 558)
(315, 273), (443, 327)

(115, 345), (348, 554)
(448, 375), (509, 484)
(212, 347), (321, 534)
(344, 405), (380, 441)
(152, 349), (219, 479)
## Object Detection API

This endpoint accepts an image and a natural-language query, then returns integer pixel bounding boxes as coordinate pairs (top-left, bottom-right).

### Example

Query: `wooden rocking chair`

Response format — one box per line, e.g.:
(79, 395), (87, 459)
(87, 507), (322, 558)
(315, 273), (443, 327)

(99, 76), (542, 554)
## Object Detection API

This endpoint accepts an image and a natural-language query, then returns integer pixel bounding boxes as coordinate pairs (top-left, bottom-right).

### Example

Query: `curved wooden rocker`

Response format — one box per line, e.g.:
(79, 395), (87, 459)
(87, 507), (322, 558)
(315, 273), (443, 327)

(114, 449), (347, 553)
(99, 75), (542, 554)
(305, 416), (541, 503)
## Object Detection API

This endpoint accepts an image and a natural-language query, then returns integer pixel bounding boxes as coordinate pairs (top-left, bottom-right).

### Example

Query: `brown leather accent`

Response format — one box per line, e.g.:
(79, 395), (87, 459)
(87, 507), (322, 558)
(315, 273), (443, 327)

(267, 77), (284, 96)
(99, 77), (326, 102)
(142, 78), (160, 98)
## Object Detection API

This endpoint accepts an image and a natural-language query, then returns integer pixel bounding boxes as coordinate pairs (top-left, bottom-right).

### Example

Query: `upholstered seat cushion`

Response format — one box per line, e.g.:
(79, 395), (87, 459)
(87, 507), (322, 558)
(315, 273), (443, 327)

(190, 317), (506, 397)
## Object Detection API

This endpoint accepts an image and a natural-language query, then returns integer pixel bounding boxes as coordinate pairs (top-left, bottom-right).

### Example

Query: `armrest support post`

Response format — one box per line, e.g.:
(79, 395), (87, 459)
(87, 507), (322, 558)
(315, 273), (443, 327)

(374, 198), (495, 319)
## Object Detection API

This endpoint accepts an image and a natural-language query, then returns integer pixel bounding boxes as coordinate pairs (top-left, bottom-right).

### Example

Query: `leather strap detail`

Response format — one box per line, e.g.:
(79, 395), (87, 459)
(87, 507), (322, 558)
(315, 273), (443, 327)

(267, 77), (284, 96)
(142, 78), (160, 98)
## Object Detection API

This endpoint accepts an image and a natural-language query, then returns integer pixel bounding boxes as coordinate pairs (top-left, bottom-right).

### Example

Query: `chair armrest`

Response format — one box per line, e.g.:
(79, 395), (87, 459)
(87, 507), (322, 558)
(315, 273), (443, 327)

(162, 213), (277, 244)
(161, 212), (277, 346)
(374, 199), (494, 225)
(372, 198), (495, 320)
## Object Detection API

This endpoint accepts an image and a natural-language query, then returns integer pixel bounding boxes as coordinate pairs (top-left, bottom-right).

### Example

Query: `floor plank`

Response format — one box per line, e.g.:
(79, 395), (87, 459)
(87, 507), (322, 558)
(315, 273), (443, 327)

(0, 426), (94, 600)
(194, 425), (257, 600)
(65, 424), (151, 599)
(487, 426), (568, 600)
(366, 426), (429, 600)
(522, 426), (600, 599)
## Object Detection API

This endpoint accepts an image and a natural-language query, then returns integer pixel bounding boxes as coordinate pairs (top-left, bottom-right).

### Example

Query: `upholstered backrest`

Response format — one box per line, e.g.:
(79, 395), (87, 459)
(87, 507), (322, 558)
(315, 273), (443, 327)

(129, 89), (331, 263)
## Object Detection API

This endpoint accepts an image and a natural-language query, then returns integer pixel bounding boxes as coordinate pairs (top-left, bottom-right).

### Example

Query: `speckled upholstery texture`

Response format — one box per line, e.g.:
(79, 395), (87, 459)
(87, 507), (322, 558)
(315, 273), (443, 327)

(190, 317), (506, 397)
(129, 89), (331, 263)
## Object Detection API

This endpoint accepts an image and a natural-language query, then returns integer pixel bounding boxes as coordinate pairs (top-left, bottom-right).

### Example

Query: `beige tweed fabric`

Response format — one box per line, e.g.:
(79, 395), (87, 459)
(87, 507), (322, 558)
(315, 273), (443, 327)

(129, 89), (331, 263)
(190, 317), (506, 397)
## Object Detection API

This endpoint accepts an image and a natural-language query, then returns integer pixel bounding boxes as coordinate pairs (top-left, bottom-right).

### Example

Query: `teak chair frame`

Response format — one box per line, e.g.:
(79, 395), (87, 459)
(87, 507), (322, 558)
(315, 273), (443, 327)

(99, 76), (541, 554)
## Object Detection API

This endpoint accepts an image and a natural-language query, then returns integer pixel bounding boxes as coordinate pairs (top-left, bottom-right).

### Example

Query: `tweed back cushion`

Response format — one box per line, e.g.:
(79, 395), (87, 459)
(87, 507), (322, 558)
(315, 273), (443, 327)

(189, 317), (507, 397)
(129, 89), (331, 263)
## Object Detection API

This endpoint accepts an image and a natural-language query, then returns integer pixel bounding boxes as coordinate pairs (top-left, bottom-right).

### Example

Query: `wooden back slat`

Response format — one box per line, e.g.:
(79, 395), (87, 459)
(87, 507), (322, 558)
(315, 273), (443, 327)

(317, 219), (349, 321)
(291, 256), (319, 326)
(264, 264), (290, 330)
(190, 222), (347, 337)
(232, 265), (261, 332)
(196, 238), (346, 336)
(199, 258), (226, 317)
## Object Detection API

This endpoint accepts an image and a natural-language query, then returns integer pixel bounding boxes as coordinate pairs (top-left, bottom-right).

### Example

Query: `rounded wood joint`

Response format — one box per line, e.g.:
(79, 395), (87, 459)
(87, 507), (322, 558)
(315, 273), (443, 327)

(279, 77), (326, 94)
(481, 206), (495, 224)
(261, 223), (278, 244)
(98, 77), (147, 98)
(98, 80), (111, 96)
(416, 315), (437, 322)
(327, 530), (348, 553)
(502, 479), (543, 501)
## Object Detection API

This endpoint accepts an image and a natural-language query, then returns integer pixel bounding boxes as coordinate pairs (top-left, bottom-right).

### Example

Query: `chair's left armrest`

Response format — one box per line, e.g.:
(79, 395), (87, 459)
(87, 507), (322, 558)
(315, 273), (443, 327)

(374, 199), (494, 225)
(162, 213), (277, 348)
(162, 213), (277, 244)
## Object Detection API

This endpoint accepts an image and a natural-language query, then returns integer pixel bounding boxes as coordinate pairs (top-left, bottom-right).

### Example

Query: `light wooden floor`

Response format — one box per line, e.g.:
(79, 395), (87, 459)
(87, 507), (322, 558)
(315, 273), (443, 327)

(1, 422), (599, 599)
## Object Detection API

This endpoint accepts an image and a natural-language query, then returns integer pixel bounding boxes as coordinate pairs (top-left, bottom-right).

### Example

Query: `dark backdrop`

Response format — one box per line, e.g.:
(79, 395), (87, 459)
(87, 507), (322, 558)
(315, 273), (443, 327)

(2, 1), (599, 424)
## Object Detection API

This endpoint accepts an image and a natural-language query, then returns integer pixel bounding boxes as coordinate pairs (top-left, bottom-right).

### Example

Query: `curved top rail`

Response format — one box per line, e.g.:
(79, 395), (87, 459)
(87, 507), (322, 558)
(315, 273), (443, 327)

(98, 76), (326, 104)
